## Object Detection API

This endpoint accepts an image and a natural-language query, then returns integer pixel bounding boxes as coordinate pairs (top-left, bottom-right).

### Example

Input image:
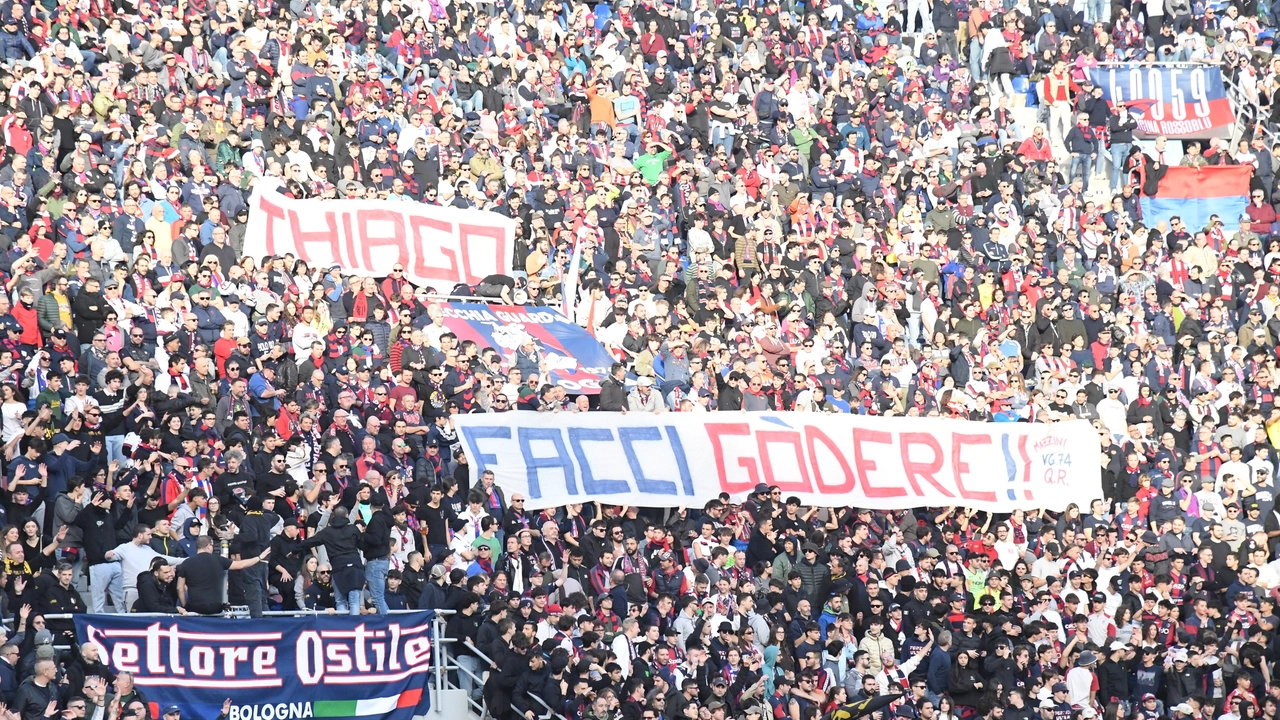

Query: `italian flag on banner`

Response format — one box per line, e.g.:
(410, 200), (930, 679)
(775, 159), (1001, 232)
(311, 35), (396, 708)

(313, 688), (424, 718)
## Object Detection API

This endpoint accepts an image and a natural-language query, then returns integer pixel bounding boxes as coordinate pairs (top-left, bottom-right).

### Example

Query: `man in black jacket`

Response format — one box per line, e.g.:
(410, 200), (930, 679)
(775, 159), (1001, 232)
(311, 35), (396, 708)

(299, 508), (366, 616)
(475, 604), (508, 663)
(233, 496), (278, 618)
(491, 635), (531, 720)
(63, 643), (114, 705)
(363, 495), (394, 615)
(599, 363), (628, 411)
(1106, 103), (1139, 192)
(0, 643), (17, 705)
(73, 491), (122, 614)
(931, 0), (960, 59)
(11, 658), (56, 720)
(419, 565), (450, 610)
(134, 558), (182, 614)
(38, 563), (85, 644)
(1096, 642), (1132, 706)
(510, 645), (562, 720)
(269, 519), (306, 611)
(446, 592), (484, 702)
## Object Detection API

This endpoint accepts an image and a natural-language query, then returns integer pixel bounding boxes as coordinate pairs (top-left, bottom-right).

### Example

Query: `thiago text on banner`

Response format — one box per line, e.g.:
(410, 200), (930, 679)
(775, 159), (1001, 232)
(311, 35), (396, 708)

(74, 612), (433, 720)
(1088, 63), (1235, 138)
(439, 304), (614, 393)
(453, 413), (1102, 512)
(244, 186), (514, 286)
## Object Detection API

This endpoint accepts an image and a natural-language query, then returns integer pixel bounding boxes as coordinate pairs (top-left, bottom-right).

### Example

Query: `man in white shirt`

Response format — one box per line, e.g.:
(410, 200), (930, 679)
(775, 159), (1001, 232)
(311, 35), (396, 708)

(1065, 651), (1099, 708)
(610, 618), (641, 677)
(1031, 543), (1063, 587)
(1219, 450), (1253, 493)
(993, 524), (1022, 569)
(105, 524), (189, 612)
(1195, 477), (1229, 520)
(290, 305), (325, 356)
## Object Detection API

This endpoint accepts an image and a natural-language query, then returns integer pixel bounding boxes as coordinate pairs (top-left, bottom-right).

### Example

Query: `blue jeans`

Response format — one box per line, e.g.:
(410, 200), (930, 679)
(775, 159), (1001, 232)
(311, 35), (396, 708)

(969, 37), (985, 80)
(1087, 0), (1108, 23)
(1109, 142), (1132, 190)
(366, 558), (390, 615)
(711, 125), (735, 156)
(618, 122), (640, 146)
(460, 91), (484, 113)
(335, 589), (363, 616)
(456, 654), (484, 702)
(1070, 152), (1094, 182)
(89, 562), (124, 613)
(105, 435), (125, 466)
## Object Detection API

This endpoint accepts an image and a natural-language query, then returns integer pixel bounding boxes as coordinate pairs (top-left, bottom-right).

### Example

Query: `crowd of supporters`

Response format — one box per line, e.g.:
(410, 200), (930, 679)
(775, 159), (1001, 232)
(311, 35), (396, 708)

(0, 1), (1268, 720)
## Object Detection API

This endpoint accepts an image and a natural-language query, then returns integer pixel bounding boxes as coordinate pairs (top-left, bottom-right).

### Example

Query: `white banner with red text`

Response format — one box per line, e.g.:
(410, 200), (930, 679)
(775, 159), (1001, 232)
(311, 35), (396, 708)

(452, 413), (1102, 512)
(244, 186), (515, 286)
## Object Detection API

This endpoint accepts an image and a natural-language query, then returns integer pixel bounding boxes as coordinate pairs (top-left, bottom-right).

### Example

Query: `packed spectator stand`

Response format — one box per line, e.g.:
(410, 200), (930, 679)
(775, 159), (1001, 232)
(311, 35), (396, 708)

(0, 1), (1267, 720)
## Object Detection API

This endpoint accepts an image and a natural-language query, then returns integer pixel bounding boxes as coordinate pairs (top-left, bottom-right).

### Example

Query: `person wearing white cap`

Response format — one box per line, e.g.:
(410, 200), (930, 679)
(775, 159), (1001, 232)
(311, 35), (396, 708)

(628, 375), (663, 413)
(243, 137), (267, 177)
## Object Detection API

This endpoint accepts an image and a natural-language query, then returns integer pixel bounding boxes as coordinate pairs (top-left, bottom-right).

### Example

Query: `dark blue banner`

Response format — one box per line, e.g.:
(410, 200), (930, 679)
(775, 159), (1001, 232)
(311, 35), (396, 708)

(74, 612), (434, 720)
(1088, 63), (1235, 138)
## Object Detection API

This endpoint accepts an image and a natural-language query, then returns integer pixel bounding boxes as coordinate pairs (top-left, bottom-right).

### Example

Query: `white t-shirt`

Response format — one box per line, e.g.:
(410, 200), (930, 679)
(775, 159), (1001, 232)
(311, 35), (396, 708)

(1065, 666), (1095, 707)
(1031, 556), (1061, 584)
(1, 401), (26, 443)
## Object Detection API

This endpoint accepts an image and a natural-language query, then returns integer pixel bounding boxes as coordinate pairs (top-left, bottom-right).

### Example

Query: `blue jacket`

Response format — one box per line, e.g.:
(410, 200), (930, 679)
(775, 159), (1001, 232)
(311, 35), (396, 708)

(926, 646), (951, 694)
(43, 450), (95, 501)
(193, 304), (226, 344)
(0, 29), (33, 62)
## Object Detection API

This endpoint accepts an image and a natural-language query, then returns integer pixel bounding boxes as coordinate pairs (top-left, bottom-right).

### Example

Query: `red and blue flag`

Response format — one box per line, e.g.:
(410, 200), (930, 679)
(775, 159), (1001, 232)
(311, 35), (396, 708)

(1140, 165), (1251, 232)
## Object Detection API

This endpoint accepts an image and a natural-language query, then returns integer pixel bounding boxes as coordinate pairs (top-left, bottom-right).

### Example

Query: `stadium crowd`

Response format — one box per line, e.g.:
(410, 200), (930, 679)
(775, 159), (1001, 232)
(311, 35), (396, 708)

(0, 1), (1273, 720)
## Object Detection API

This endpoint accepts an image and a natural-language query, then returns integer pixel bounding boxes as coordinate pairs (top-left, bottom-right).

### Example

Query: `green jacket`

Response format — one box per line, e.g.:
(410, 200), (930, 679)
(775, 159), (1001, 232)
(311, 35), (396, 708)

(216, 141), (242, 176)
(634, 150), (671, 185)
(36, 292), (69, 335)
(35, 387), (63, 423)
(790, 127), (820, 157)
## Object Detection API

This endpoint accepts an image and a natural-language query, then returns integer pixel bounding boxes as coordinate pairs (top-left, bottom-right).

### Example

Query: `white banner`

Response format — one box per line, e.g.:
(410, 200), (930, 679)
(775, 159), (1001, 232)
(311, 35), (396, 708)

(452, 413), (1102, 512)
(244, 187), (515, 286)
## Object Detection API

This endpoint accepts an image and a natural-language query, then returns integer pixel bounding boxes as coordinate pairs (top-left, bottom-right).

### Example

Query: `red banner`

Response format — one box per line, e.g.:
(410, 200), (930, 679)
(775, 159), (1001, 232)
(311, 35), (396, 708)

(244, 187), (515, 286)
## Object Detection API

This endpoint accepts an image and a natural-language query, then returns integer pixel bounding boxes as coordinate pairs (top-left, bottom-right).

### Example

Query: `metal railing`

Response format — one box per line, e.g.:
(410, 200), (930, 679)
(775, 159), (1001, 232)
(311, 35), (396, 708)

(1221, 70), (1279, 149)
(527, 691), (570, 720)
(426, 293), (563, 310)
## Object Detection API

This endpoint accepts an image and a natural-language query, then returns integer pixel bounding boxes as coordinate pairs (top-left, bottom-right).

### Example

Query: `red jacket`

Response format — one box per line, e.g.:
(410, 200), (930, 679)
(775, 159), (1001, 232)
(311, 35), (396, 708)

(1017, 135), (1055, 163)
(1041, 70), (1079, 103)
(13, 302), (38, 347)
(1247, 200), (1277, 234)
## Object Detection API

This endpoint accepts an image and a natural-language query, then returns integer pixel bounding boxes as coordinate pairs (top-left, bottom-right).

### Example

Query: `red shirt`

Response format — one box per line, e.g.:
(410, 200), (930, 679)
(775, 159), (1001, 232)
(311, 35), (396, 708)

(213, 337), (236, 374)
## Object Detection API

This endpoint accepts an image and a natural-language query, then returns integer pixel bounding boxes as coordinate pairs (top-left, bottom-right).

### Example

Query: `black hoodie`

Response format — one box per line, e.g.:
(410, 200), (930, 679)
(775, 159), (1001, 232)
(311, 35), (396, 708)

(72, 503), (115, 566)
(300, 514), (365, 595)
